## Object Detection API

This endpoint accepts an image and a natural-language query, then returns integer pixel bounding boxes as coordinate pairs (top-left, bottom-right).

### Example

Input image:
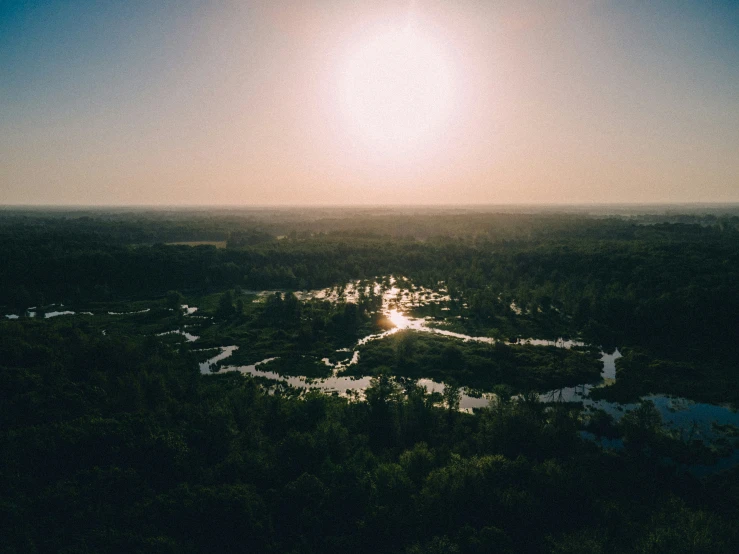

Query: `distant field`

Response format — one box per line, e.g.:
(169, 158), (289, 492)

(165, 241), (227, 248)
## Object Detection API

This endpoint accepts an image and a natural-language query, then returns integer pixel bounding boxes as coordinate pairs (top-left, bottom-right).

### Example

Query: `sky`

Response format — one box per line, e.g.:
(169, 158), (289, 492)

(1, 0), (738, 206)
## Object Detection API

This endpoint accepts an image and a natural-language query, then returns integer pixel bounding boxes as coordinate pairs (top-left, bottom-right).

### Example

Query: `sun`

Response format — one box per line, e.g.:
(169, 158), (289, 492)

(339, 21), (455, 158)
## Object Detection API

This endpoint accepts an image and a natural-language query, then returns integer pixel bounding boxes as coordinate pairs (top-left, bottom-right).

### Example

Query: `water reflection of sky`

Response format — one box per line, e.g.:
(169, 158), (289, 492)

(6, 277), (736, 471)
(205, 278), (738, 473)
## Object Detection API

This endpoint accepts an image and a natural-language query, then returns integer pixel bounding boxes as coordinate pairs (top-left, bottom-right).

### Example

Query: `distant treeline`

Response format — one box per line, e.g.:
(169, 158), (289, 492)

(2, 207), (739, 243)
(1, 212), (738, 358)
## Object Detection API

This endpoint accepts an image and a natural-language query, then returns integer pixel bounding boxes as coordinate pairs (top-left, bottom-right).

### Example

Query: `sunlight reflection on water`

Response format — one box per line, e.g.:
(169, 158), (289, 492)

(195, 277), (739, 467)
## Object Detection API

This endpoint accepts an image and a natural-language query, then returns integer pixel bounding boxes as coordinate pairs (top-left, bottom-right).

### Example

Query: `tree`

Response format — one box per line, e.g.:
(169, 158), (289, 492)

(166, 290), (184, 312)
(619, 400), (662, 452)
(444, 380), (461, 414)
(396, 332), (417, 366)
(366, 367), (401, 409)
(216, 290), (235, 319)
(441, 344), (464, 369)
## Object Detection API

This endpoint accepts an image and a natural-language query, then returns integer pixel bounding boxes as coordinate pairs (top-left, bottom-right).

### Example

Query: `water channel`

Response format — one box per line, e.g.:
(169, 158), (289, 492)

(194, 279), (738, 465)
(5, 281), (737, 471)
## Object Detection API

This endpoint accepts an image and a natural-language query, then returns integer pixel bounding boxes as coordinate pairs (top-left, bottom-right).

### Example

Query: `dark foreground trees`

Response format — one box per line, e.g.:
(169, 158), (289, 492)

(1, 319), (737, 553)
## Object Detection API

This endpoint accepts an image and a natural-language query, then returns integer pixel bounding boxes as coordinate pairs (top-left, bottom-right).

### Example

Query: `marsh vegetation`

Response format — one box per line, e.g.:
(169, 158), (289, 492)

(1, 207), (738, 552)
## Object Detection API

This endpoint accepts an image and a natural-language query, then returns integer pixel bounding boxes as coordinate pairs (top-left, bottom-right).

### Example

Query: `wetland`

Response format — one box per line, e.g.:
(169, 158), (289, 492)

(1, 208), (738, 552)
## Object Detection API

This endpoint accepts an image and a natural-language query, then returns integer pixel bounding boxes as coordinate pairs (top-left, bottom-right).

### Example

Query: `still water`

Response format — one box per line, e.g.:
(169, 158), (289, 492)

(5, 279), (736, 469)
(196, 278), (738, 459)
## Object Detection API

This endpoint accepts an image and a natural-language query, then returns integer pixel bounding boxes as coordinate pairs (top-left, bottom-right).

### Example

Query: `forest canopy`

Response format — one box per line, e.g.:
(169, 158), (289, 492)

(1, 207), (738, 553)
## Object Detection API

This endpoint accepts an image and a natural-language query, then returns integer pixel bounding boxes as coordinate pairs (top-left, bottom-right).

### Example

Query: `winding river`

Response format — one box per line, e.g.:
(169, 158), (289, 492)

(195, 279), (738, 469)
(5, 281), (736, 472)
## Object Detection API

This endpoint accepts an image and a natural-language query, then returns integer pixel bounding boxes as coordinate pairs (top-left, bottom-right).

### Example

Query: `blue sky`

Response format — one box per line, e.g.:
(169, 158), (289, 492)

(2, 1), (738, 205)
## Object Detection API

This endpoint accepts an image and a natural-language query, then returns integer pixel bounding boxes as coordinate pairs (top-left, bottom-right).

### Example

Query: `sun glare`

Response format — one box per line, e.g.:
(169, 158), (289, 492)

(340, 21), (455, 159)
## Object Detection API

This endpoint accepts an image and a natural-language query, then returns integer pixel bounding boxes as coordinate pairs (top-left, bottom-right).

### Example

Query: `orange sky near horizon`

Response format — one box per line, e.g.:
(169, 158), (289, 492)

(1, 1), (738, 205)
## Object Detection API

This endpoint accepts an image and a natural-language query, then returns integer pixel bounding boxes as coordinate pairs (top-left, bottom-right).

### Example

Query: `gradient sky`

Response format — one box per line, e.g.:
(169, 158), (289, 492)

(1, 0), (738, 205)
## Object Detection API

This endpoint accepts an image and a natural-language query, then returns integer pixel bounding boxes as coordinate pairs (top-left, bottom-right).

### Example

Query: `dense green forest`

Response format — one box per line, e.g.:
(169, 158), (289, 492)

(2, 318), (737, 553)
(1, 208), (738, 552)
(2, 208), (737, 403)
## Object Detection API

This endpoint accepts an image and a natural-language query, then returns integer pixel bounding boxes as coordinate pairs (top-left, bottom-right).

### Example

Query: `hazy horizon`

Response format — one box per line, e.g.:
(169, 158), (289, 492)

(4, 201), (739, 215)
(2, 1), (739, 205)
